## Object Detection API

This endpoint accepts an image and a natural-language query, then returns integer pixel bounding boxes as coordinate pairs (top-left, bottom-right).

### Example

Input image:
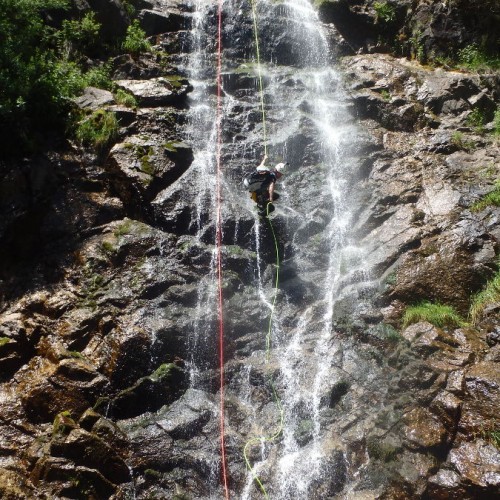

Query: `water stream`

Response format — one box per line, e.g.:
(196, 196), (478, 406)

(181, 0), (370, 497)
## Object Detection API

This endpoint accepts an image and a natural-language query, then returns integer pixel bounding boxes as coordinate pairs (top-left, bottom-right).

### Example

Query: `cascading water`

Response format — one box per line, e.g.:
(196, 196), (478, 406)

(176, 0), (376, 497)
(230, 1), (370, 498)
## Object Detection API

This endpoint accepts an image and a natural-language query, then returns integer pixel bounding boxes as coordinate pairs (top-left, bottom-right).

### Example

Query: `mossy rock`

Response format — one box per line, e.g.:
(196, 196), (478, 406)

(53, 410), (78, 436)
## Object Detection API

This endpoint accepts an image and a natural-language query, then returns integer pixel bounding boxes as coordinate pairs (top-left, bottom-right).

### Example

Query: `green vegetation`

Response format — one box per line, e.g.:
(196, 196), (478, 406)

(100, 240), (116, 255)
(0, 0), (153, 156)
(466, 108), (486, 133)
(374, 2), (396, 24)
(488, 430), (500, 449)
(114, 219), (133, 237)
(75, 109), (119, 150)
(122, 0), (136, 18)
(150, 363), (176, 381)
(114, 88), (137, 108)
(372, 322), (401, 343)
(144, 469), (162, 478)
(458, 44), (500, 72)
(494, 109), (500, 137)
(137, 146), (155, 176)
(0, 337), (11, 347)
(451, 131), (474, 151)
(469, 267), (500, 324)
(380, 89), (391, 101)
(66, 350), (85, 359)
(122, 19), (151, 56)
(471, 180), (500, 212)
(0, 0), (71, 152)
(84, 64), (113, 90)
(58, 11), (101, 59)
(402, 302), (466, 329)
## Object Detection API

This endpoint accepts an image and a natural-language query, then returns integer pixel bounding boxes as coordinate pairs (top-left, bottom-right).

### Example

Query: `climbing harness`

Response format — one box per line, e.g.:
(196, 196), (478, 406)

(215, 0), (230, 497)
(242, 2), (285, 495)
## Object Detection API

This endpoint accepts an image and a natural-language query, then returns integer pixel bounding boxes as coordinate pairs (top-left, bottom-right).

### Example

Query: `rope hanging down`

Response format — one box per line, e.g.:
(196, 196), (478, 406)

(243, 205), (285, 499)
(242, 5), (285, 491)
(250, 0), (268, 155)
(215, 0), (230, 498)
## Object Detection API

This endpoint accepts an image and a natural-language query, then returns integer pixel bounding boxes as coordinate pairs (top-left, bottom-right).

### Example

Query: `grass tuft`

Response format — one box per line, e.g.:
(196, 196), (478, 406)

(402, 302), (465, 329)
(471, 180), (500, 212)
(75, 109), (119, 150)
(469, 271), (500, 325)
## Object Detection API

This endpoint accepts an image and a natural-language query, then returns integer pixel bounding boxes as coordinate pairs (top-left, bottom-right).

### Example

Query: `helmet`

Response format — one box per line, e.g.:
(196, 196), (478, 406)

(275, 162), (288, 173)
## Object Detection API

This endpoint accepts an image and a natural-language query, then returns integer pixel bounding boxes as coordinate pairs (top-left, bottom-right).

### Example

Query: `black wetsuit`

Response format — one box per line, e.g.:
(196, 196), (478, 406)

(246, 170), (279, 215)
(247, 170), (277, 201)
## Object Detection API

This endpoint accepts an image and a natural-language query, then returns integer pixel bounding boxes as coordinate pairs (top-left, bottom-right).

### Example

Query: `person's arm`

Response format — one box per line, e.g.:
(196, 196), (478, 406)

(268, 180), (275, 203)
(257, 154), (268, 169)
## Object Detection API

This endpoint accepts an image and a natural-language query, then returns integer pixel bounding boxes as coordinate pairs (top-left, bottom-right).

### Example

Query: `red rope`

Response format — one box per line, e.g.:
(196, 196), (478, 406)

(216, 0), (230, 498)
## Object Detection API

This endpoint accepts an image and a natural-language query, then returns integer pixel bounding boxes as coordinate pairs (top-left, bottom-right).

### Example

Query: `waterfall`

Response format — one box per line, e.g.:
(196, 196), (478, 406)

(178, 0), (371, 497)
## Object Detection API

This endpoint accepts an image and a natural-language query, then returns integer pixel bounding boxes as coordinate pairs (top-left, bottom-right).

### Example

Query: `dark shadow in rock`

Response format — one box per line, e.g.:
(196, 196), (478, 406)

(104, 363), (187, 420)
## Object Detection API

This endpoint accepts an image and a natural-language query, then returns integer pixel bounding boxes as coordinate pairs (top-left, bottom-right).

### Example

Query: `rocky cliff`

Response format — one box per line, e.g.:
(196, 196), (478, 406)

(0, 0), (499, 499)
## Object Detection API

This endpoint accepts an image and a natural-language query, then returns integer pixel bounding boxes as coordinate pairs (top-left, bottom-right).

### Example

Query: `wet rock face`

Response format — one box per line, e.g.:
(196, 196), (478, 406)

(0, 1), (499, 499)
(318, 0), (500, 59)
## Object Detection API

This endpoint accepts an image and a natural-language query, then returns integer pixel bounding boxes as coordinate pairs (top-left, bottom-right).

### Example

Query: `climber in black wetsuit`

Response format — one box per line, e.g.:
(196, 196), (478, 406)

(245, 154), (287, 216)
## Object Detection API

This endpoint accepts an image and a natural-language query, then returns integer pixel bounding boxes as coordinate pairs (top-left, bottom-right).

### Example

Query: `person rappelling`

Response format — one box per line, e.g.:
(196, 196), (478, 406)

(244, 154), (288, 217)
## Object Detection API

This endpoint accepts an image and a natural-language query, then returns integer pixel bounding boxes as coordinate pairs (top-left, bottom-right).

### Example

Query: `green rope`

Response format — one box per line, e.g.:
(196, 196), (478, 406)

(243, 203), (284, 498)
(250, 0), (268, 156)
(243, 2), (283, 496)
(265, 204), (280, 362)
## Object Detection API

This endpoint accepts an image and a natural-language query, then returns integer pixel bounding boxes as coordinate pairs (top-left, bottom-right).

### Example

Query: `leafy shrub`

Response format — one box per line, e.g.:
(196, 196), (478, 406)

(0, 0), (71, 152)
(51, 60), (87, 99)
(122, 0), (136, 18)
(458, 44), (500, 72)
(402, 302), (465, 329)
(374, 2), (396, 23)
(75, 109), (119, 150)
(84, 64), (113, 90)
(59, 11), (101, 58)
(470, 181), (500, 212)
(122, 19), (151, 56)
(469, 268), (500, 324)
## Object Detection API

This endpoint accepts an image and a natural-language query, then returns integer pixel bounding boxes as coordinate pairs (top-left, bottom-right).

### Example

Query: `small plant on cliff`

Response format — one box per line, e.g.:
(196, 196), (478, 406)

(84, 63), (113, 91)
(75, 109), (119, 150)
(451, 131), (474, 151)
(380, 89), (391, 101)
(489, 430), (500, 449)
(58, 11), (101, 59)
(466, 108), (486, 134)
(122, 19), (151, 56)
(114, 88), (137, 108)
(469, 268), (500, 325)
(402, 302), (465, 329)
(114, 219), (133, 237)
(493, 109), (500, 137)
(374, 2), (396, 24)
(0, 337), (11, 347)
(458, 44), (500, 72)
(470, 180), (500, 213)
